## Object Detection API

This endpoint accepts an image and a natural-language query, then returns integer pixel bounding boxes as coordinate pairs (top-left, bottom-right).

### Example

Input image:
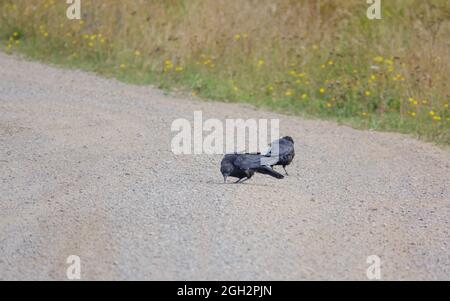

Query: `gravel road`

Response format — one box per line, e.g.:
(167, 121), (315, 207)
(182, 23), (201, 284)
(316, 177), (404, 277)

(0, 52), (449, 280)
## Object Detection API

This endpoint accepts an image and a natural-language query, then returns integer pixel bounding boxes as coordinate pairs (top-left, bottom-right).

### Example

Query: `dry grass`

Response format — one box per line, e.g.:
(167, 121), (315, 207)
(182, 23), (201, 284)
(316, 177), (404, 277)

(1, 0), (449, 143)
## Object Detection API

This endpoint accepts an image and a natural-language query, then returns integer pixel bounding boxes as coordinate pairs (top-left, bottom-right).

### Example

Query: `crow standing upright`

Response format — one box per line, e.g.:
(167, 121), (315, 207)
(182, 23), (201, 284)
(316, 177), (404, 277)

(220, 153), (284, 184)
(265, 136), (295, 175)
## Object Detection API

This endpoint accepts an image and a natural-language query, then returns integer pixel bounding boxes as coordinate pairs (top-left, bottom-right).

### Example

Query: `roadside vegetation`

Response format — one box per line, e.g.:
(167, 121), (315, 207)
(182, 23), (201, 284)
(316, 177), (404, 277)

(1, 0), (449, 144)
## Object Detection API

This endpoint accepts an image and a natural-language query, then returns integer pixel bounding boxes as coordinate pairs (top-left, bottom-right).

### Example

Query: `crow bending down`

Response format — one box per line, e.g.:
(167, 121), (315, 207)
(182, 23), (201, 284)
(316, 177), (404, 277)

(220, 153), (284, 184)
(265, 136), (295, 175)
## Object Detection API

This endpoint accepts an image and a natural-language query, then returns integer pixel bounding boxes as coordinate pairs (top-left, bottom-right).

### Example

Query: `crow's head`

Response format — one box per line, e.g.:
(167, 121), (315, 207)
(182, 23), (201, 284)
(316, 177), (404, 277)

(220, 162), (234, 183)
(282, 136), (294, 144)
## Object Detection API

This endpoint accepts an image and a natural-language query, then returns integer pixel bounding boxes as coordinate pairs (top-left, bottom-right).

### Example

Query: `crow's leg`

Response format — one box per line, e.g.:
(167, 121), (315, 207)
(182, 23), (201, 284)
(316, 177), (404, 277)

(234, 178), (244, 184)
(283, 165), (289, 176)
(239, 177), (251, 184)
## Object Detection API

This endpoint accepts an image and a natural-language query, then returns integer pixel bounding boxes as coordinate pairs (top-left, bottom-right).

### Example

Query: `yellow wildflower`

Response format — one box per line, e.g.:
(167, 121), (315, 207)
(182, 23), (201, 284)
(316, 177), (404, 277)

(373, 56), (384, 63)
(164, 60), (174, 70)
(392, 74), (403, 81)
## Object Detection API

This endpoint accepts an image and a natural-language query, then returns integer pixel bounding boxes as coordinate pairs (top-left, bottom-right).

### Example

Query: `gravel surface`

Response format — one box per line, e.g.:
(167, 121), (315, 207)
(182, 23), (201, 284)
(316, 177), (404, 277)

(0, 52), (449, 280)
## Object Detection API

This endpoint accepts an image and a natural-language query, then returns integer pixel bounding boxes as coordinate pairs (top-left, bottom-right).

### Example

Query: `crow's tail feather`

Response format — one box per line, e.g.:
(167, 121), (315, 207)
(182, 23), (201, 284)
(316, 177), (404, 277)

(256, 166), (284, 179)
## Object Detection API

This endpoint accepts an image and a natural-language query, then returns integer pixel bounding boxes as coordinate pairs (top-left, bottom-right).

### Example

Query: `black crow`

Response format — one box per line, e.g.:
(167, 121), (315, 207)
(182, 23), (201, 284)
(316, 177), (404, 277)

(265, 136), (295, 175)
(220, 153), (284, 184)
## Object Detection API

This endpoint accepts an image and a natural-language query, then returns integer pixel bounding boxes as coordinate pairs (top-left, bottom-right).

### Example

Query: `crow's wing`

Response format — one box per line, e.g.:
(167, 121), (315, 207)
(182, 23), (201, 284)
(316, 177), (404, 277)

(234, 155), (284, 179)
(254, 166), (284, 179)
(279, 140), (294, 157)
(234, 154), (262, 169)
(234, 154), (278, 169)
(260, 155), (280, 166)
(266, 139), (294, 157)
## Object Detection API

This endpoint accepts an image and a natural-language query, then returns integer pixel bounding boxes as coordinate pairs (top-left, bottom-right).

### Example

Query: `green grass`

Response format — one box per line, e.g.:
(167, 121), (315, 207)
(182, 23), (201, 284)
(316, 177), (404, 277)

(3, 36), (449, 145)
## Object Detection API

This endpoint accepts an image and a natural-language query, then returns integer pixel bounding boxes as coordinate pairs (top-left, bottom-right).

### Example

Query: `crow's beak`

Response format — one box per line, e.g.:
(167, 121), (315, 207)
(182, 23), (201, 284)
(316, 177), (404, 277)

(223, 176), (227, 183)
